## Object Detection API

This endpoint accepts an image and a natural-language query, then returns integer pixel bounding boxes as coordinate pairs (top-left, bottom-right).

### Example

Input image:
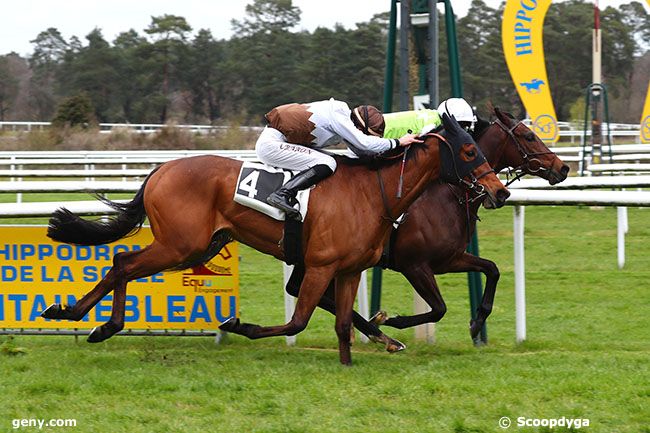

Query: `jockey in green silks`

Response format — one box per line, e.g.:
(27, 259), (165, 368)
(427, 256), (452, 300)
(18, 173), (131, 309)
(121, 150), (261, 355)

(382, 109), (442, 139)
(383, 98), (477, 139)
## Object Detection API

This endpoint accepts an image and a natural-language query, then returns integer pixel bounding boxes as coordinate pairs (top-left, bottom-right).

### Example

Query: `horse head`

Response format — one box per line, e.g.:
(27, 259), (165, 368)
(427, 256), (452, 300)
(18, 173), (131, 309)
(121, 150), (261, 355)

(492, 107), (569, 185)
(437, 113), (510, 209)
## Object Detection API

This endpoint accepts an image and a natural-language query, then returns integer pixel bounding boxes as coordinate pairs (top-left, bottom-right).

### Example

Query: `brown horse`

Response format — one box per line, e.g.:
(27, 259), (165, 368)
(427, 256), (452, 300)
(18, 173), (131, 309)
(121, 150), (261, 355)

(41, 114), (509, 365)
(285, 107), (569, 351)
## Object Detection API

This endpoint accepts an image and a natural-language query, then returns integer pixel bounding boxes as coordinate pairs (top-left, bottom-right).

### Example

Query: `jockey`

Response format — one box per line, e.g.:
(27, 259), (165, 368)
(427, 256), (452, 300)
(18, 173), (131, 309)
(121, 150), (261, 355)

(383, 108), (441, 138)
(382, 97), (475, 139)
(256, 98), (421, 220)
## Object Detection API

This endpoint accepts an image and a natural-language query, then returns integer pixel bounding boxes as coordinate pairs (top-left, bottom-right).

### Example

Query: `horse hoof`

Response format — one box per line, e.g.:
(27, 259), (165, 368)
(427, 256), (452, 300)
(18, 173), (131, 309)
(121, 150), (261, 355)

(469, 320), (481, 339)
(87, 322), (122, 343)
(87, 326), (107, 343)
(472, 336), (486, 347)
(41, 303), (67, 320)
(386, 339), (406, 353)
(219, 317), (240, 332)
(369, 310), (388, 326)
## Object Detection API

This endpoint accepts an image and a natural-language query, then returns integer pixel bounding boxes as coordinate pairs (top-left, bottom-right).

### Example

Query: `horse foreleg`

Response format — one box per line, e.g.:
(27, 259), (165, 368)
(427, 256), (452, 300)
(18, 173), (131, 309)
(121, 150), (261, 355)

(334, 273), (361, 366)
(439, 252), (500, 342)
(221, 265), (336, 340)
(379, 263), (447, 329)
(285, 267), (405, 353)
(457, 253), (499, 341)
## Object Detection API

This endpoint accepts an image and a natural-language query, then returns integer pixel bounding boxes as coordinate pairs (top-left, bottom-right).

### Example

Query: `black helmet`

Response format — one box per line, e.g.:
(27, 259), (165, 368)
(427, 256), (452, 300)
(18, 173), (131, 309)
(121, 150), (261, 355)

(351, 105), (385, 137)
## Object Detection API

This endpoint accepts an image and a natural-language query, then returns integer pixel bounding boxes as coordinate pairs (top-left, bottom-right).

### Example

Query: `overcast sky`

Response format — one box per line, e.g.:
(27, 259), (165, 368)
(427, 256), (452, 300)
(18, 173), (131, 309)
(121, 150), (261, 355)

(1, 0), (646, 57)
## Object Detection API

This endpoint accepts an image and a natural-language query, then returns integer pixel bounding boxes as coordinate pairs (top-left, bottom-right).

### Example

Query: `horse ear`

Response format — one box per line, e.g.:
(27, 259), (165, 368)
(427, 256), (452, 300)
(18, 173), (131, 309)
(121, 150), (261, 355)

(494, 106), (510, 125)
(485, 100), (495, 117)
(441, 112), (460, 136)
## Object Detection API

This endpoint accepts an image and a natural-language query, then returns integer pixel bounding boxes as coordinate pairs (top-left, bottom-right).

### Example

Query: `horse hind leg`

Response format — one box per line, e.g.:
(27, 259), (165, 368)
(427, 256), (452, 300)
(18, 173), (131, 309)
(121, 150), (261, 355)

(87, 282), (127, 343)
(84, 239), (213, 343)
(41, 263), (123, 322)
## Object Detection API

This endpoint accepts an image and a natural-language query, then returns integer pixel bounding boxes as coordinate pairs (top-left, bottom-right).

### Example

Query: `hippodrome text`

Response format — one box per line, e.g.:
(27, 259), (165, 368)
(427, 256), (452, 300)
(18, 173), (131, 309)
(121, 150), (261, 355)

(513, 0), (539, 56)
(0, 227), (240, 330)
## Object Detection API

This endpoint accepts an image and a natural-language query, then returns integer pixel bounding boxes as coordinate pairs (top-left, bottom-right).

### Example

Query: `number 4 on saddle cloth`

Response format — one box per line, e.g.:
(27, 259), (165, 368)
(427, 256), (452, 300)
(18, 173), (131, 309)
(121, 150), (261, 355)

(234, 162), (310, 265)
(234, 162), (312, 222)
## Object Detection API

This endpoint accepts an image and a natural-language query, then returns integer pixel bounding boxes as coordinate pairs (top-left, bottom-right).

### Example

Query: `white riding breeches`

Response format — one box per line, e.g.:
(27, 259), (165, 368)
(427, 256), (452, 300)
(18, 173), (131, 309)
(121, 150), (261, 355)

(255, 127), (338, 172)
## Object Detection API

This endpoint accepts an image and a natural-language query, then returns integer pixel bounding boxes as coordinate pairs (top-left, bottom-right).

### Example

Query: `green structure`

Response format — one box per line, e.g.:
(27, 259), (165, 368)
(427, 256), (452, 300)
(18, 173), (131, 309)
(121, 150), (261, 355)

(375, 0), (488, 344)
(580, 83), (613, 176)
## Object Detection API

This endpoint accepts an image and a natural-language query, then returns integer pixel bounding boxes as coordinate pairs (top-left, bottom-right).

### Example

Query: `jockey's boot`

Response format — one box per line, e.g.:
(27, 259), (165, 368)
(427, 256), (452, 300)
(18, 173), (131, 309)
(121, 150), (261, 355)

(267, 164), (333, 221)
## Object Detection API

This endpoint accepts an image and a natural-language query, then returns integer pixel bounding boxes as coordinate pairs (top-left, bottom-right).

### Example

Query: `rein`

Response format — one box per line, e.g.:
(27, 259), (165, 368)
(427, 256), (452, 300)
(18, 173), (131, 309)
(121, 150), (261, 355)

(376, 170), (403, 225)
(374, 132), (493, 226)
(493, 117), (555, 186)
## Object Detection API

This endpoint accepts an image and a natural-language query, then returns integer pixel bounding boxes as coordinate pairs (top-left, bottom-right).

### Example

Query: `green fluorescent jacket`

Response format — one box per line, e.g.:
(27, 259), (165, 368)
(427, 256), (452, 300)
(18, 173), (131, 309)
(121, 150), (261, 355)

(383, 109), (442, 138)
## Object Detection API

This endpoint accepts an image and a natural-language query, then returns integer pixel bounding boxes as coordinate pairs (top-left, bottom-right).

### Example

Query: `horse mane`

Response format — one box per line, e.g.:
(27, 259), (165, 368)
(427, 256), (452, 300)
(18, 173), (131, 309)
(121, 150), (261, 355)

(473, 116), (492, 141)
(473, 103), (518, 141)
(335, 141), (429, 171)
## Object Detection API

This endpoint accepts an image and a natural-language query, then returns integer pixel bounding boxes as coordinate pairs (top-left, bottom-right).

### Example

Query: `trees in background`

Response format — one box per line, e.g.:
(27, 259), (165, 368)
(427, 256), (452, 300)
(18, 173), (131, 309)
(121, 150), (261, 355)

(0, 0), (647, 124)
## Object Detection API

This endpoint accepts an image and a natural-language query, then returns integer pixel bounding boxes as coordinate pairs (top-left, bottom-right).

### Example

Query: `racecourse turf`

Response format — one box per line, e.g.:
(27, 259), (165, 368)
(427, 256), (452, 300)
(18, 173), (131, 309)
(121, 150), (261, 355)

(1, 206), (649, 433)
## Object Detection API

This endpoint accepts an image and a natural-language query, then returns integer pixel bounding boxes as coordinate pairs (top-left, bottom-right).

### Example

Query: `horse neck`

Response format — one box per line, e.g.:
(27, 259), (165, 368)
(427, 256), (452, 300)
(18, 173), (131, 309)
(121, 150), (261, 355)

(477, 125), (510, 173)
(378, 143), (441, 220)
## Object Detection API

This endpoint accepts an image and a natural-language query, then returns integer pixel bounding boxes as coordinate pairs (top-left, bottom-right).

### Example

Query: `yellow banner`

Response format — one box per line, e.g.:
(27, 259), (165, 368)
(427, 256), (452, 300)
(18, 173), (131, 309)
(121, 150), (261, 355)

(0, 227), (239, 331)
(502, 0), (558, 143)
(641, 82), (650, 144)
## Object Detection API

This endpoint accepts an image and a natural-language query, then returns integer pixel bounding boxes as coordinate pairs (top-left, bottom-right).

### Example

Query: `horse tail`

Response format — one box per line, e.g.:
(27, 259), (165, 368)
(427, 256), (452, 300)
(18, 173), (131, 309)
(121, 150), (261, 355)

(47, 166), (160, 246)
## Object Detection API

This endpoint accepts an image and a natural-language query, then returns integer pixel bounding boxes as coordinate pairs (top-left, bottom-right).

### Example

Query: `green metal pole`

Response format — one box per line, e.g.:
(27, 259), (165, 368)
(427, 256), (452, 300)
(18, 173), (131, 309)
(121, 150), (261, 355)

(581, 86), (590, 176)
(382, 0), (398, 113)
(444, 0), (462, 97)
(602, 84), (613, 164)
(373, 0), (398, 315)
(444, 0), (487, 343)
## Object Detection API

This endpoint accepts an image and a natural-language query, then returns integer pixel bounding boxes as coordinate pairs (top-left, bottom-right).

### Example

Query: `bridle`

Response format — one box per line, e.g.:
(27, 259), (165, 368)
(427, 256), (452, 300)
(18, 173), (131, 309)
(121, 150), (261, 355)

(493, 117), (555, 186)
(375, 133), (494, 225)
(426, 132), (494, 197)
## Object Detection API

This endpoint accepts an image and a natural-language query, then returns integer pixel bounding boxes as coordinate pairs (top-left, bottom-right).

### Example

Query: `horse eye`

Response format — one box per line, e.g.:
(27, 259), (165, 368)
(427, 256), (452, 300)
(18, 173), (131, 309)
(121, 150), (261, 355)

(525, 133), (535, 141)
(466, 150), (476, 158)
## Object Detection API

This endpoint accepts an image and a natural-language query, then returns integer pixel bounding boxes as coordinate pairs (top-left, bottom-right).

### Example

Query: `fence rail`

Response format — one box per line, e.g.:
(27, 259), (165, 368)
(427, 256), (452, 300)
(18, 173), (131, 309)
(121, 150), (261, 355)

(1, 151), (649, 345)
(0, 120), (642, 142)
(0, 121), (263, 135)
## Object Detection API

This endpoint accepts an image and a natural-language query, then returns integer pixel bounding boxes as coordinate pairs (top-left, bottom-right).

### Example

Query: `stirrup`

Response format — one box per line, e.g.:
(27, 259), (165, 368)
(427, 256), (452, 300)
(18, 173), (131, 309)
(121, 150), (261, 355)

(267, 192), (301, 221)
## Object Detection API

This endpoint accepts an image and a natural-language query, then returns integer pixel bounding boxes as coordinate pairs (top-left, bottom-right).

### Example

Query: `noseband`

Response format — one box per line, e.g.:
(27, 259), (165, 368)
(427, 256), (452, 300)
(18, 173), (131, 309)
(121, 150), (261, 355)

(494, 117), (555, 186)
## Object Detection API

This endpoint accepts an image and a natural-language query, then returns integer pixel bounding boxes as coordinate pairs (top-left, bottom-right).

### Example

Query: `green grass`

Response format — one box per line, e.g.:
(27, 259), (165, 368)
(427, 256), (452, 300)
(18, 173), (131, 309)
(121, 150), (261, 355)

(1, 206), (649, 432)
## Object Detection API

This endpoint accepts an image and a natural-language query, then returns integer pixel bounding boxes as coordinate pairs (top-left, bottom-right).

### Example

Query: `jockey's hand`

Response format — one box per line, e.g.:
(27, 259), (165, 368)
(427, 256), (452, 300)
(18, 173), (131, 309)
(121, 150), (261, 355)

(398, 133), (424, 147)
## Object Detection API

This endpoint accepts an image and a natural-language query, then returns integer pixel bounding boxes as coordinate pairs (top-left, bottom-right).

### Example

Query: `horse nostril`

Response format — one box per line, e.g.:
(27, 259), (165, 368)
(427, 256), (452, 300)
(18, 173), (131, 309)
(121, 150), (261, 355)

(560, 164), (570, 178)
(496, 188), (511, 203)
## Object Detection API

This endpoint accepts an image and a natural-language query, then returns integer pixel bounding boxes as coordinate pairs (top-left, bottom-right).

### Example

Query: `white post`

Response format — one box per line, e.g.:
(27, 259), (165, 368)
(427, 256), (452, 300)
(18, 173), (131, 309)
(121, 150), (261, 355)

(283, 266), (370, 345)
(617, 207), (626, 269)
(513, 205), (526, 343)
(414, 292), (435, 343)
(357, 270), (369, 343)
(282, 264), (296, 346)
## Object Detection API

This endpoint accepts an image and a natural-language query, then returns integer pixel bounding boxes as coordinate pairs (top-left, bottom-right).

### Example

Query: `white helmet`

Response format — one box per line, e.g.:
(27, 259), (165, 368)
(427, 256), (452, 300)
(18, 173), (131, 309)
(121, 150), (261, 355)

(437, 98), (477, 130)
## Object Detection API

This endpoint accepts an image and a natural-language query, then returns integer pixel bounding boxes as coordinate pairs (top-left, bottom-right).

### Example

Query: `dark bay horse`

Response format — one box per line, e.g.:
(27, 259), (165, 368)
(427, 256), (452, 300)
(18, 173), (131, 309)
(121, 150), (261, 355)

(41, 114), (510, 365)
(286, 107), (569, 351)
